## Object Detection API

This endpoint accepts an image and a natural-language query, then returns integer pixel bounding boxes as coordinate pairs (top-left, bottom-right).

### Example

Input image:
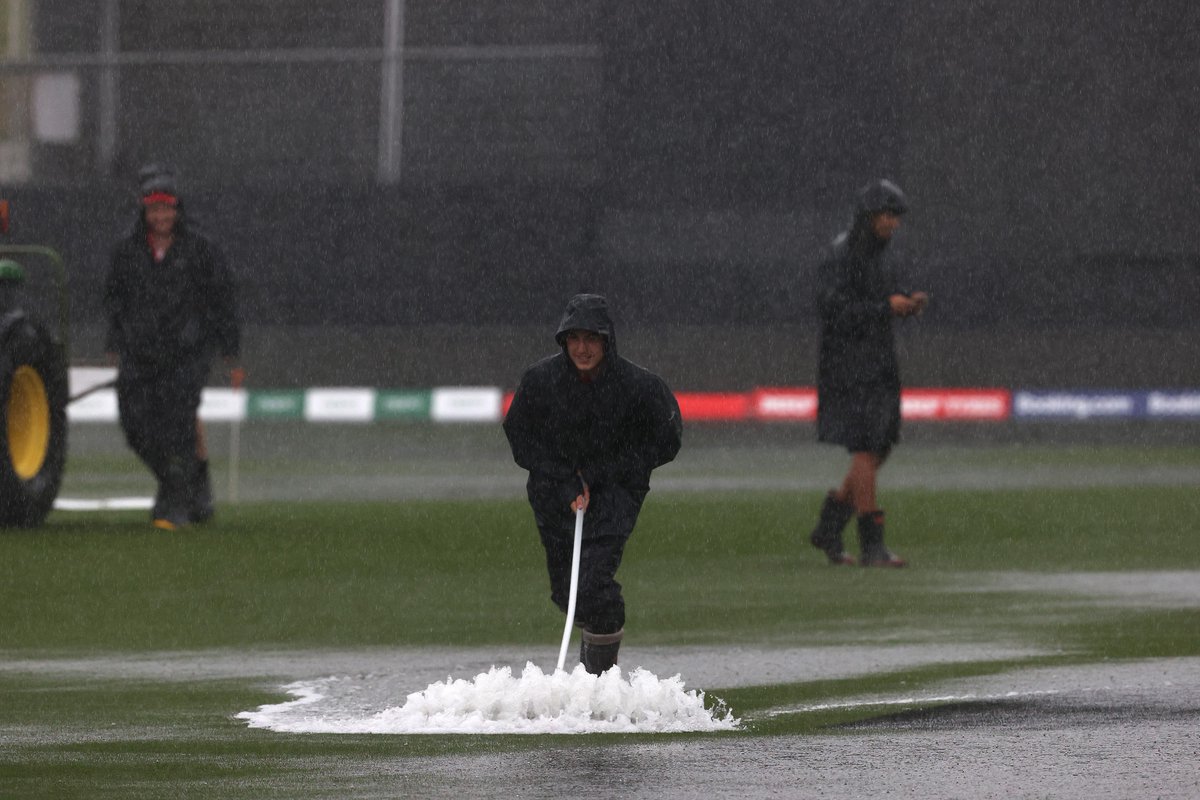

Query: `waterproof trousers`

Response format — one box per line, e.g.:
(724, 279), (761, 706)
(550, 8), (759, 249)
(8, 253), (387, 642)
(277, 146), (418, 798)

(116, 358), (206, 516)
(531, 481), (646, 636)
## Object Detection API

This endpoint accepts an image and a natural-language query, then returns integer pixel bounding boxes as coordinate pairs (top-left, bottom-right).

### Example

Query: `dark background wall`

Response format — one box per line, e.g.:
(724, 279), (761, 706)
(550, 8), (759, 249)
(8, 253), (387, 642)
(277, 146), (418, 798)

(3, 0), (1198, 388)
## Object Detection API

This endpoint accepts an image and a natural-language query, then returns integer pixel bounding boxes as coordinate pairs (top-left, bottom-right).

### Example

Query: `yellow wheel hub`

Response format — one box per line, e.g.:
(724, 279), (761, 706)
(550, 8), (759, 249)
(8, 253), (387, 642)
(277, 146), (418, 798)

(7, 365), (50, 480)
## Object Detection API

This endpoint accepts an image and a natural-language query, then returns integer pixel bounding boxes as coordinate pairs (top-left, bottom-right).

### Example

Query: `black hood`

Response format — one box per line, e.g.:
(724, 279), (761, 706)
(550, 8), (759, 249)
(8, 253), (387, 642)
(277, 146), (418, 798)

(554, 293), (616, 353)
(856, 179), (908, 218)
(843, 178), (908, 249)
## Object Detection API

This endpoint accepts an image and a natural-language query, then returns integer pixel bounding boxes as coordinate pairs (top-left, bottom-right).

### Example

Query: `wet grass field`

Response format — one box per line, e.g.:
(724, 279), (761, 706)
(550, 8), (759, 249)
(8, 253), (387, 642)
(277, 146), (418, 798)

(2, 422), (1199, 797)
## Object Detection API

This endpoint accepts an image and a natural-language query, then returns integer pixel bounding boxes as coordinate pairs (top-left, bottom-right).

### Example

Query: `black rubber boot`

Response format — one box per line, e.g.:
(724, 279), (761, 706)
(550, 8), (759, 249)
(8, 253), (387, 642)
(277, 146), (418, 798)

(152, 482), (166, 521)
(579, 628), (623, 675)
(153, 459), (192, 531)
(189, 459), (215, 524)
(809, 492), (856, 565)
(857, 511), (906, 567)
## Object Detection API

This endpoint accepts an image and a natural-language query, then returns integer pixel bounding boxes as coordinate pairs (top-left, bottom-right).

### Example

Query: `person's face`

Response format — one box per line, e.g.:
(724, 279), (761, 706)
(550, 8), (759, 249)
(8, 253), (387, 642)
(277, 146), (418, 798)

(870, 211), (902, 241)
(565, 329), (605, 375)
(144, 202), (178, 237)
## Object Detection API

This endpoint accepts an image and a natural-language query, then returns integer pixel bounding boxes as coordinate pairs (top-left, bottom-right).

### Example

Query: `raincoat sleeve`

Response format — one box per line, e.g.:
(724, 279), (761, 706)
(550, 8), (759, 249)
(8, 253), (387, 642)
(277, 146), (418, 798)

(640, 373), (682, 471)
(502, 369), (575, 482)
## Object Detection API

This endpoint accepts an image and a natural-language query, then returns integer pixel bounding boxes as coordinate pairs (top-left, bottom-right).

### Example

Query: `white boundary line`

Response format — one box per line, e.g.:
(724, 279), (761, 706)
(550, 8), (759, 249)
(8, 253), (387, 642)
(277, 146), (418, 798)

(53, 496), (154, 511)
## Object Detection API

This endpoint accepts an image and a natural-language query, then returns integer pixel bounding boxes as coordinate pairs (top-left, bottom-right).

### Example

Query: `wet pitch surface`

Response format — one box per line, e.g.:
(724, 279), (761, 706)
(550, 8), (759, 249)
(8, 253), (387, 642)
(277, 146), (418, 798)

(60, 421), (1200, 504)
(5, 647), (1197, 798)
(372, 669), (1199, 800)
(32, 423), (1200, 797)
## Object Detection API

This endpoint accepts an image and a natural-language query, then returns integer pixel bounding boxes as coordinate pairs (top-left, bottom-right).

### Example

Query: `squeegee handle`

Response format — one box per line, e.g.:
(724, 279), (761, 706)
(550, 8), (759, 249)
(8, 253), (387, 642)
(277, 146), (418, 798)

(556, 507), (585, 672)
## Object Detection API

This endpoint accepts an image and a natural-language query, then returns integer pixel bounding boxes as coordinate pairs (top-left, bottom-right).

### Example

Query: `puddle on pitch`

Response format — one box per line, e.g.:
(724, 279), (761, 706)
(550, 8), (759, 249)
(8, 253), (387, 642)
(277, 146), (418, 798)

(227, 642), (1040, 736)
(271, 657), (1200, 800)
(959, 569), (1200, 609)
(6, 647), (1199, 797)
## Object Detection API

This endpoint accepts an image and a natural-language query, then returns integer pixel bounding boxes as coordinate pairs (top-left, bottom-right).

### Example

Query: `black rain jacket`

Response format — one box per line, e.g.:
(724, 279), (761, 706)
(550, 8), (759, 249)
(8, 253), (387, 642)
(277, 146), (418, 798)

(815, 215), (909, 397)
(104, 202), (239, 370)
(503, 296), (681, 512)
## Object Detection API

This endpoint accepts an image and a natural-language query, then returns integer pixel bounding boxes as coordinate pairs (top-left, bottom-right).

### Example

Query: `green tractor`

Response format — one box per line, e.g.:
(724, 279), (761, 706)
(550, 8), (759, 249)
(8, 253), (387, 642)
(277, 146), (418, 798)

(0, 200), (70, 527)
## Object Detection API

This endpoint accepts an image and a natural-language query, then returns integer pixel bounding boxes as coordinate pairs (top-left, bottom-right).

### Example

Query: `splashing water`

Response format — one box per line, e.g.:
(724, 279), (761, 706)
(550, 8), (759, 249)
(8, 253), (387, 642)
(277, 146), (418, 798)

(238, 662), (739, 734)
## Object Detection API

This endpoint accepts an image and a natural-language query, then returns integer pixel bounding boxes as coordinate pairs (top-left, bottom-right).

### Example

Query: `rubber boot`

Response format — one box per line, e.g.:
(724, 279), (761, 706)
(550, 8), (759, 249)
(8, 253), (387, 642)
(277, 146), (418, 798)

(152, 483), (166, 521)
(189, 459), (215, 524)
(857, 511), (906, 567)
(153, 458), (192, 531)
(579, 628), (623, 675)
(809, 492), (856, 565)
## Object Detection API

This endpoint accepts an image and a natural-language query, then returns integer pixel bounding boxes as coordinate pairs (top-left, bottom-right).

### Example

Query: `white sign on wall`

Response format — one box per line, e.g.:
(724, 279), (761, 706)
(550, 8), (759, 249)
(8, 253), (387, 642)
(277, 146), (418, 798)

(32, 72), (81, 143)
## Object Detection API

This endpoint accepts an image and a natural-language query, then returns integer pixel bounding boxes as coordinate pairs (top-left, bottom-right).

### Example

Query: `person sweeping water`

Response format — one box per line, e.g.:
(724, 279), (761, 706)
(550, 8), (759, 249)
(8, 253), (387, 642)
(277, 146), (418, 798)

(249, 302), (719, 733)
(244, 294), (722, 733)
(504, 293), (681, 675)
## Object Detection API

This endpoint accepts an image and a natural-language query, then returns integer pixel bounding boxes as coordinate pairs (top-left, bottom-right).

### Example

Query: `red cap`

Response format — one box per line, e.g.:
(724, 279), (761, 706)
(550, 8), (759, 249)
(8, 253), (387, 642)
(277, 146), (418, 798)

(141, 191), (178, 207)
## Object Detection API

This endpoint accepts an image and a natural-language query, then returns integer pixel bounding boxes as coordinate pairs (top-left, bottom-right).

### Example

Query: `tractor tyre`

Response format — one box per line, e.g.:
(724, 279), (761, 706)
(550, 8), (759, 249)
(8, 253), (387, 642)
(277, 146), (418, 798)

(0, 315), (68, 527)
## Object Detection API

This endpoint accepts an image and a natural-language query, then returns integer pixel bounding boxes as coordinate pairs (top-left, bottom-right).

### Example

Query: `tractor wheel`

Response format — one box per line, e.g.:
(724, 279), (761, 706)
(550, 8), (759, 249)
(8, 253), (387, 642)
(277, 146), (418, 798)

(0, 316), (68, 527)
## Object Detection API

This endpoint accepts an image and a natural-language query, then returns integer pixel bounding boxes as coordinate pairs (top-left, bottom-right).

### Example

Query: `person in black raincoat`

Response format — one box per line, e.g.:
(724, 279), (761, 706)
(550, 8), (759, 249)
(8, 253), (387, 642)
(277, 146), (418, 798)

(104, 164), (240, 530)
(503, 294), (681, 674)
(809, 179), (928, 567)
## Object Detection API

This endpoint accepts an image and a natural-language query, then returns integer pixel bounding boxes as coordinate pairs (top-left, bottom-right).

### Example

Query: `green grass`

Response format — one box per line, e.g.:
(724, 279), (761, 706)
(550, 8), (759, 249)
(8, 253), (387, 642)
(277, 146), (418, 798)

(6, 486), (1198, 652)
(2, 475), (1199, 797)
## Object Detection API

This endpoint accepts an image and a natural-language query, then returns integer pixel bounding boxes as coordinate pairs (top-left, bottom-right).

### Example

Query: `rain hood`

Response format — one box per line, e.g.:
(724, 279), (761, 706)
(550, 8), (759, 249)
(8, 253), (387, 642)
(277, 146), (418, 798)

(554, 293), (616, 353)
